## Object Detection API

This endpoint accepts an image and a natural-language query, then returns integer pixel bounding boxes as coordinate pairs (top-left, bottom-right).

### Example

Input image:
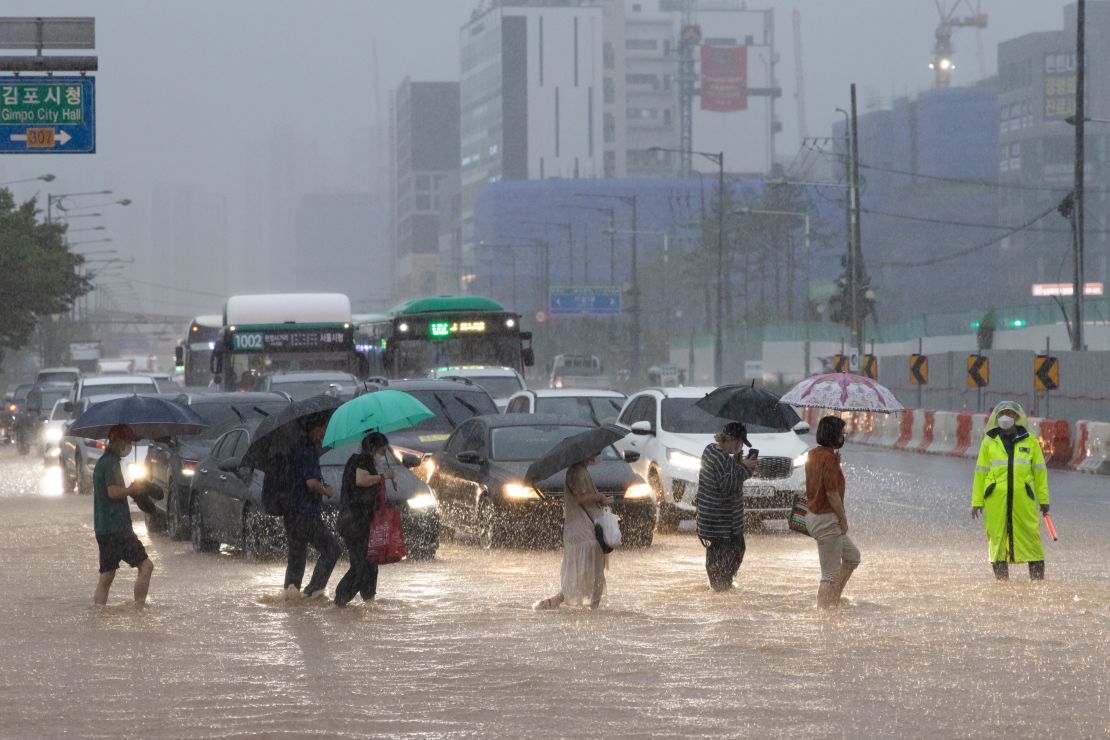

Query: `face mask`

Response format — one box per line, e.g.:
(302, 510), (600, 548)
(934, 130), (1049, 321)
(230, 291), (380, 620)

(997, 415), (1016, 430)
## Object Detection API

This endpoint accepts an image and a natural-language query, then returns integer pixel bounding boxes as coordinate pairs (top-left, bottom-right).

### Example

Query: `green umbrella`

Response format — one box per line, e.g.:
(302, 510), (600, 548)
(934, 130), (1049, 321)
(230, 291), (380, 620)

(322, 390), (435, 449)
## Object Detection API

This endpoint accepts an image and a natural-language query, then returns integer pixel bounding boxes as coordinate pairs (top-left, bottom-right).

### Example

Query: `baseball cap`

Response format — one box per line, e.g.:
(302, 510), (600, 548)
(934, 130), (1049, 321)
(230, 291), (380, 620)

(721, 421), (750, 446)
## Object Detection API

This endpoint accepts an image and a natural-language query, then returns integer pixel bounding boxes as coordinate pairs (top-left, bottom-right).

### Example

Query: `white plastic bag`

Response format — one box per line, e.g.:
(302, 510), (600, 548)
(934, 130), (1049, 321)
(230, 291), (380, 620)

(597, 508), (622, 548)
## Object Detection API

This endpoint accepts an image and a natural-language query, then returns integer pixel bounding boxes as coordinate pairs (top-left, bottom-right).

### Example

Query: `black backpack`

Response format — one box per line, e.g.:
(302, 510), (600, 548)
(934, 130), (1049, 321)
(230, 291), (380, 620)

(260, 452), (293, 516)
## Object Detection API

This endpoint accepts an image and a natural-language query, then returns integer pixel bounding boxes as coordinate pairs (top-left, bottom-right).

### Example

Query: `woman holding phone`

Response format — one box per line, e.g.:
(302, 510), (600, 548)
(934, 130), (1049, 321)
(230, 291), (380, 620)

(805, 416), (861, 608)
(696, 422), (759, 592)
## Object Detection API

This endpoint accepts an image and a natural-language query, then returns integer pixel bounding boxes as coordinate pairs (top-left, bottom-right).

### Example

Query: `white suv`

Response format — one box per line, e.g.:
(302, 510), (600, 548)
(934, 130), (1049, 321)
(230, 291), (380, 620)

(613, 387), (810, 531)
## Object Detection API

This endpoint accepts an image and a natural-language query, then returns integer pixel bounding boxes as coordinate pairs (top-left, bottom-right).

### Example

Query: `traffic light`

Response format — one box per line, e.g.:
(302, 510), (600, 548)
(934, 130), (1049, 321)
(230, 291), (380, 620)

(828, 256), (876, 327)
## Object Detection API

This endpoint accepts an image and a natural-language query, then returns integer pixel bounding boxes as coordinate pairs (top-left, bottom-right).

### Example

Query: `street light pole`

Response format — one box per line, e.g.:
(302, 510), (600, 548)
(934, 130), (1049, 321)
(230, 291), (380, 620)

(849, 84), (864, 352)
(1072, 0), (1086, 350)
(46, 189), (112, 224)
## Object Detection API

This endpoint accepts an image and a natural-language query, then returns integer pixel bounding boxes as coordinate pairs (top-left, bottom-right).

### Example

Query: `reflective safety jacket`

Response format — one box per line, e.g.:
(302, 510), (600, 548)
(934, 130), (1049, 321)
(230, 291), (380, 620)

(972, 427), (1049, 563)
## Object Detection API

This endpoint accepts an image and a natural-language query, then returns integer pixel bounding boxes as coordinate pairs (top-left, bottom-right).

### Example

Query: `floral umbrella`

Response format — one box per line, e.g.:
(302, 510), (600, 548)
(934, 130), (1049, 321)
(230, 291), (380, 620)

(780, 372), (904, 414)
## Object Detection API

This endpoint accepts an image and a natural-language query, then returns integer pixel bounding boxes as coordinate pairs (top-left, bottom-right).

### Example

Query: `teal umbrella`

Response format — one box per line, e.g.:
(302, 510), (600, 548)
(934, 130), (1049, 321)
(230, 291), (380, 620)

(322, 390), (435, 449)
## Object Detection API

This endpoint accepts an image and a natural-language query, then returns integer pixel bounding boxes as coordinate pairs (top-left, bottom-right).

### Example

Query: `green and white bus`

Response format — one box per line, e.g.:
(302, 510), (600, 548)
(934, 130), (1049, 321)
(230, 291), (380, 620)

(356, 295), (533, 379)
(210, 293), (362, 391)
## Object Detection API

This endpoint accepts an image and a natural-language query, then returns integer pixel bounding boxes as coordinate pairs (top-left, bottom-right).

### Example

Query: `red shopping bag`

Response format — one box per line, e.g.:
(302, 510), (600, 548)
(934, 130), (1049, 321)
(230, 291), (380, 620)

(366, 482), (406, 564)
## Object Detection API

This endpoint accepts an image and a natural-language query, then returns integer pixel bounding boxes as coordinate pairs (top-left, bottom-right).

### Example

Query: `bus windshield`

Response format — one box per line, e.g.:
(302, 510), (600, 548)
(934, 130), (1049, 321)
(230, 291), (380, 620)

(393, 335), (523, 379)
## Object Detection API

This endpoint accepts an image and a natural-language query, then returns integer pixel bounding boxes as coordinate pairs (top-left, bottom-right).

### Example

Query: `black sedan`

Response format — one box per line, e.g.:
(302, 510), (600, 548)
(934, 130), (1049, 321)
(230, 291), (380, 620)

(189, 422), (439, 560)
(143, 392), (292, 540)
(428, 414), (655, 549)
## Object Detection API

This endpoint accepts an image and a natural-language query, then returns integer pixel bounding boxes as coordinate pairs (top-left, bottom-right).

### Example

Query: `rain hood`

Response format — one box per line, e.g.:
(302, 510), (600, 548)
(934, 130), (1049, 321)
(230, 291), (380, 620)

(986, 400), (1029, 432)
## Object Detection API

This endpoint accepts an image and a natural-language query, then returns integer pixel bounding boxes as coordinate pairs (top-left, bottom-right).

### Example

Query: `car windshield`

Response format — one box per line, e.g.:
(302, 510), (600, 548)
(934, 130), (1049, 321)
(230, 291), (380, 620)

(490, 424), (621, 462)
(34, 388), (70, 411)
(79, 383), (156, 399)
(534, 396), (624, 425)
(401, 389), (498, 432)
(13, 385), (32, 402)
(192, 400), (292, 440)
(453, 376), (522, 399)
(268, 380), (353, 401)
(660, 397), (799, 434)
(38, 372), (76, 383)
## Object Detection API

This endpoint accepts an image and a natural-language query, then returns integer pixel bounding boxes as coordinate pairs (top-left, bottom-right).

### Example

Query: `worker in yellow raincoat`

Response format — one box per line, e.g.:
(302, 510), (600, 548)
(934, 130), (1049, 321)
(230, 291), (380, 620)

(971, 401), (1050, 580)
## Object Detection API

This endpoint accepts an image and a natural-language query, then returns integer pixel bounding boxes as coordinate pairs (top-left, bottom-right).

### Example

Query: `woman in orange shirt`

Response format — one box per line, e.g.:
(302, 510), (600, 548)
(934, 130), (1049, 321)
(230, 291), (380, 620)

(804, 416), (861, 609)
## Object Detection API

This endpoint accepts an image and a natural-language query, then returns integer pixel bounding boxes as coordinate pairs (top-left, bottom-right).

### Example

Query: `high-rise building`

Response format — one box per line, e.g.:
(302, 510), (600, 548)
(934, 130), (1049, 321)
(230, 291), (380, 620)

(459, 2), (606, 283)
(997, 1), (1110, 298)
(392, 78), (461, 298)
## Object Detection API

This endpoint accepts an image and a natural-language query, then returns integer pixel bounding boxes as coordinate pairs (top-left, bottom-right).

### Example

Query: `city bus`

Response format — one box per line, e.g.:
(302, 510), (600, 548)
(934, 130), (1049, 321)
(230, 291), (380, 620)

(209, 294), (363, 391)
(356, 295), (533, 379)
(175, 315), (222, 387)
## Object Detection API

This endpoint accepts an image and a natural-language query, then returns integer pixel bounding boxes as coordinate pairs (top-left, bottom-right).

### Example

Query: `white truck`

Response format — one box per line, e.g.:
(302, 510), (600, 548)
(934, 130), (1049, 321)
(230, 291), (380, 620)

(549, 354), (610, 390)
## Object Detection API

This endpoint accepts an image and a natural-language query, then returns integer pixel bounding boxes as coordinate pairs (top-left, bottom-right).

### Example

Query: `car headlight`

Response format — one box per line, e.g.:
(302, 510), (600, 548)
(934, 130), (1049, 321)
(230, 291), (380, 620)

(421, 456), (436, 477)
(503, 482), (541, 500)
(624, 482), (652, 499)
(666, 448), (702, 472)
(127, 463), (147, 481)
(407, 492), (437, 510)
(792, 452), (809, 468)
(43, 427), (63, 444)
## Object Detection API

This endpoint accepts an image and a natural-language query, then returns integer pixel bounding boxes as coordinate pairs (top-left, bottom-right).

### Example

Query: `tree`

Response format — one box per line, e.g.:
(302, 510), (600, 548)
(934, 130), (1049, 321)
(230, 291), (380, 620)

(976, 308), (997, 351)
(0, 189), (90, 366)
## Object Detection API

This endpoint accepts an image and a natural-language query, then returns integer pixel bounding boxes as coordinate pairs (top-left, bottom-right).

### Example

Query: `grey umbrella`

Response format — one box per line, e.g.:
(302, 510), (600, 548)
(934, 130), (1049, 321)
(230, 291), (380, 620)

(524, 424), (627, 486)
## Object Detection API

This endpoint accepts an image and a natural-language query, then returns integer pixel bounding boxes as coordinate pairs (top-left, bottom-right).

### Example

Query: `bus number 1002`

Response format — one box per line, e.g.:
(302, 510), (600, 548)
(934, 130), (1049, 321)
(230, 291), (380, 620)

(233, 333), (265, 351)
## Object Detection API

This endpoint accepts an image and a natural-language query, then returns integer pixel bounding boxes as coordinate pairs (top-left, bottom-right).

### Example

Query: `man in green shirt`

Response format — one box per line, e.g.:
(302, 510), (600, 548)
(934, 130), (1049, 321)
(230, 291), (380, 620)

(93, 424), (154, 605)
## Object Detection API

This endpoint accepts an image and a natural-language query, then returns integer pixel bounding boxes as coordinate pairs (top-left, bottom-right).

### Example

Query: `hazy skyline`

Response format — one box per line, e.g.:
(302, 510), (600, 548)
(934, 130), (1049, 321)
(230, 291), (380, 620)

(0, 1), (1075, 314)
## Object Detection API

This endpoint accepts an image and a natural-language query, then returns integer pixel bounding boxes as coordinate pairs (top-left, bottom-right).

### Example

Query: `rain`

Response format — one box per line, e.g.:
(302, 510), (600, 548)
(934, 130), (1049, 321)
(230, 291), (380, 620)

(1, 1), (1109, 738)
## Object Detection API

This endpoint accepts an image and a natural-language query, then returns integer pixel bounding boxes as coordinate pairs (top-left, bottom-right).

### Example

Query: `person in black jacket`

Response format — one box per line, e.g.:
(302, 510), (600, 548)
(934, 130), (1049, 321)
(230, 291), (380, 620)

(334, 431), (395, 607)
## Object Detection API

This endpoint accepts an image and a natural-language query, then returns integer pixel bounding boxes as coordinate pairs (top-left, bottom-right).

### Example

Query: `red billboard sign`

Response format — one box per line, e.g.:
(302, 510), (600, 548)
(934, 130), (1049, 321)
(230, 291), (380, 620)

(700, 45), (747, 112)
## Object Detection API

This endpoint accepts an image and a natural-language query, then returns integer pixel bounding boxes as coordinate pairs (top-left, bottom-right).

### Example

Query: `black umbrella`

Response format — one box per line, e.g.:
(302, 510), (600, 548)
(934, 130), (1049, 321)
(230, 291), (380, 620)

(241, 394), (342, 472)
(524, 424), (627, 486)
(694, 384), (800, 432)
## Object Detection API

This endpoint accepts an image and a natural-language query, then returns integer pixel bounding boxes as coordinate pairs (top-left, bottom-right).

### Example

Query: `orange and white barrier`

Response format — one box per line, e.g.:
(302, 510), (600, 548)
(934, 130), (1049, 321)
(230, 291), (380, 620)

(1078, 422), (1110, 475)
(925, 411), (959, 456)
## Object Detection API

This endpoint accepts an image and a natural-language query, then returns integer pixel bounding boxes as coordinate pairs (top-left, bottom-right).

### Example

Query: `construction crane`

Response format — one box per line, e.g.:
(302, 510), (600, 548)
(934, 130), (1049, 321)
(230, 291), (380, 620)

(931, 0), (988, 88)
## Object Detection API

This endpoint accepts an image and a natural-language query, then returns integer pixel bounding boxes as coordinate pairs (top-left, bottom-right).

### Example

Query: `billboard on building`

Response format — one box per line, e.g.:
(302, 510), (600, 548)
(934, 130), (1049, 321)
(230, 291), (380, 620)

(700, 45), (747, 112)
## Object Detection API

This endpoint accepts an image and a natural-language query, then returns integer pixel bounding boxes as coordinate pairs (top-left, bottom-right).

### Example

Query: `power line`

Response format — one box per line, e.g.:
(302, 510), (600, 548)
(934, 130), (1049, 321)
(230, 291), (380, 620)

(123, 276), (227, 299)
(874, 204), (1059, 268)
(861, 206), (1083, 235)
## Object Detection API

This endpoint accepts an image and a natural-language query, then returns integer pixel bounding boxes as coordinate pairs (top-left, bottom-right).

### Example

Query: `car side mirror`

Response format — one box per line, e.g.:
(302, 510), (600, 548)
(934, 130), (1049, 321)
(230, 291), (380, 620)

(456, 450), (482, 465)
(522, 348), (535, 367)
(217, 457), (240, 472)
(623, 451), (641, 463)
(174, 346), (184, 365)
(63, 401), (74, 414)
(400, 452), (421, 469)
(630, 420), (654, 436)
(792, 421), (811, 435)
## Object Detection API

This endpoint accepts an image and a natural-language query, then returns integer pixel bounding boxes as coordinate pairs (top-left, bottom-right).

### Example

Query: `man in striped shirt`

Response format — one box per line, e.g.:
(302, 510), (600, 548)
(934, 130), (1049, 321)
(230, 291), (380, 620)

(696, 422), (758, 591)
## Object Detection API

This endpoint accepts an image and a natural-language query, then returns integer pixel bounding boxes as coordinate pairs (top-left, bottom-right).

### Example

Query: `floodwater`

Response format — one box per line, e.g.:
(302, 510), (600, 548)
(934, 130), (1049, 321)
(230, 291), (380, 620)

(1, 444), (1108, 738)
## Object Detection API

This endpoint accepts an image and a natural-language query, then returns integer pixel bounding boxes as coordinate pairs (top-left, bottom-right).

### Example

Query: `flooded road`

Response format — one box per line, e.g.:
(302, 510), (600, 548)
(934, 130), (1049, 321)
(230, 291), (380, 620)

(1, 443), (1108, 738)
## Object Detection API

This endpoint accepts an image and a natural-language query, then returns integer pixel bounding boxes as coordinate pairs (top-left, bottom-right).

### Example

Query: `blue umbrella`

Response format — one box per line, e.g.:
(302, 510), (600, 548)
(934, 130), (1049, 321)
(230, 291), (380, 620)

(68, 394), (207, 440)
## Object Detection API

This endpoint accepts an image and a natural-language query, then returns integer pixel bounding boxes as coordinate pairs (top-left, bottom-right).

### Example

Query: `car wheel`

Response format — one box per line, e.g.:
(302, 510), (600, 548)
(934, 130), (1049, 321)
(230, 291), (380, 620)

(190, 494), (219, 553)
(476, 496), (503, 550)
(650, 469), (679, 533)
(242, 503), (275, 561)
(76, 456), (93, 496)
(166, 480), (190, 541)
(62, 459), (76, 492)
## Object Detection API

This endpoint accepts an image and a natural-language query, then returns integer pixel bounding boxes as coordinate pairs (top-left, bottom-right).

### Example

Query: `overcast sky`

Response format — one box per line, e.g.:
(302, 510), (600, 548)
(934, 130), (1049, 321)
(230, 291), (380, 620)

(0, 1), (1075, 310)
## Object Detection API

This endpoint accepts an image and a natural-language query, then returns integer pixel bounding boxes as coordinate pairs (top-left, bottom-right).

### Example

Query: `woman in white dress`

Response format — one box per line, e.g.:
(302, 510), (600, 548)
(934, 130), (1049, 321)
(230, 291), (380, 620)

(534, 454), (609, 610)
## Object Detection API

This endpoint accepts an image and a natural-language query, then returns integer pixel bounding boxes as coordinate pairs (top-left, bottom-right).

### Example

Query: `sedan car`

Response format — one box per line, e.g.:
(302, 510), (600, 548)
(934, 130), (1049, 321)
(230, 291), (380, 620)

(143, 392), (292, 540)
(40, 399), (70, 463)
(428, 414), (655, 549)
(429, 366), (526, 412)
(189, 423), (439, 560)
(504, 389), (626, 425)
(260, 371), (360, 400)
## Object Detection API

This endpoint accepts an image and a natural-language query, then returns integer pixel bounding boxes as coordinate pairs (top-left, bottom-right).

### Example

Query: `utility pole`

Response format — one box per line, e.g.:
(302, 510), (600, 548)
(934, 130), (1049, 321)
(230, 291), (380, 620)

(630, 196), (641, 383)
(714, 151), (725, 386)
(1072, 0), (1086, 350)
(848, 84), (864, 351)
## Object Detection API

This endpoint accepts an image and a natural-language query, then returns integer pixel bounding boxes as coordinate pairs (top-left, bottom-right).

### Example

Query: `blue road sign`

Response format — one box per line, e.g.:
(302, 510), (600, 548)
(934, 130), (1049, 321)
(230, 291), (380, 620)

(549, 286), (622, 316)
(0, 77), (95, 154)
